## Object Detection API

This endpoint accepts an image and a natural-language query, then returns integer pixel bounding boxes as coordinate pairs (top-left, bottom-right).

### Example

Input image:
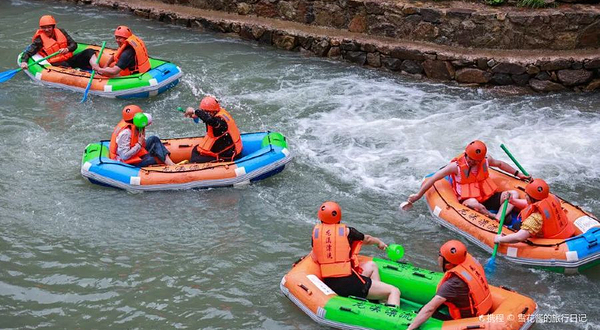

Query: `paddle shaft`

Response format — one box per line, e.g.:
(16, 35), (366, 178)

(500, 144), (529, 177)
(24, 51), (62, 69)
(0, 51), (61, 83)
(490, 199), (510, 258)
(81, 42), (107, 102)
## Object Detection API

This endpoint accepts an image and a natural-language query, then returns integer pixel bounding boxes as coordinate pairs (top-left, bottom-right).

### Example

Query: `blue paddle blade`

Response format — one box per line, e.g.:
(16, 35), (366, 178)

(80, 71), (95, 103)
(484, 256), (497, 274)
(0, 69), (20, 83)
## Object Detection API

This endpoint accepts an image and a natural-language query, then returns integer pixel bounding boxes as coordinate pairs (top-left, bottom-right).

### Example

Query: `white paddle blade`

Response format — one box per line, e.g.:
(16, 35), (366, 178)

(399, 201), (413, 211)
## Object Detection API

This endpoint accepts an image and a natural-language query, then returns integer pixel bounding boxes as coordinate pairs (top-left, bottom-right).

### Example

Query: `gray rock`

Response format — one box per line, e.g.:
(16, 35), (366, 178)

(422, 60), (455, 80)
(535, 72), (551, 81)
(455, 68), (491, 84)
(490, 73), (513, 85)
(366, 52), (381, 67)
(344, 51), (367, 65)
(400, 60), (424, 74)
(557, 69), (593, 86)
(311, 39), (330, 57)
(584, 79), (600, 91)
(584, 59), (600, 69)
(420, 8), (442, 23)
(382, 57), (403, 71)
(512, 73), (531, 86)
(390, 47), (425, 61)
(492, 62), (527, 75)
(529, 79), (567, 92)
(537, 59), (571, 71)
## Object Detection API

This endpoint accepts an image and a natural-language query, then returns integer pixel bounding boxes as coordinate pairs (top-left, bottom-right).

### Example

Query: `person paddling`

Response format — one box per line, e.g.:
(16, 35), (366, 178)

(405, 140), (529, 220)
(21, 15), (96, 70)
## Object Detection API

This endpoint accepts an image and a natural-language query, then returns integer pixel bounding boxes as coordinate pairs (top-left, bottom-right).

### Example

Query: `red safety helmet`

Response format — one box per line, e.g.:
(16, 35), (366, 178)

(114, 25), (132, 39)
(318, 201), (342, 224)
(526, 178), (549, 201)
(439, 240), (467, 265)
(39, 15), (56, 27)
(465, 140), (487, 161)
(122, 105), (143, 121)
(200, 96), (220, 113)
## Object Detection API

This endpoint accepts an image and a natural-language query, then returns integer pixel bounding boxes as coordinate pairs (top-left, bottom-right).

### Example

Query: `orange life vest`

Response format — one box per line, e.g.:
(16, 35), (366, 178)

(113, 34), (151, 76)
(518, 194), (575, 239)
(311, 223), (362, 278)
(108, 120), (148, 164)
(438, 253), (492, 319)
(451, 154), (498, 202)
(196, 108), (243, 161)
(32, 28), (72, 64)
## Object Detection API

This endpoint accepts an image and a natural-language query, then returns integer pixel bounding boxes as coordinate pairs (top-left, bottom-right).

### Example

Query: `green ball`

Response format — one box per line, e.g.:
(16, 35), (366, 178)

(387, 244), (404, 261)
(133, 112), (148, 128)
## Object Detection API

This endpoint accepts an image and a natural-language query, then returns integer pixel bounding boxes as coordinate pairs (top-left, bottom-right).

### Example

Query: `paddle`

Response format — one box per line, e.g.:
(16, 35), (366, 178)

(0, 51), (61, 83)
(177, 106), (199, 123)
(386, 244), (404, 262)
(500, 144), (530, 178)
(399, 201), (413, 211)
(81, 41), (106, 103)
(484, 198), (509, 274)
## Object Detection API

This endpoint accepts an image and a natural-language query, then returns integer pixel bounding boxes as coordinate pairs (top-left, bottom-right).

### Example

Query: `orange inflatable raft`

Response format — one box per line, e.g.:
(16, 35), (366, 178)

(18, 43), (181, 98)
(281, 254), (537, 329)
(423, 168), (600, 273)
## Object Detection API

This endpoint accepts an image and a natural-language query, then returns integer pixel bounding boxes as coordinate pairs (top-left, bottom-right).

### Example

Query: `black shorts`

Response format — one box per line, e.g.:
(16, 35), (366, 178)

(54, 49), (96, 70)
(323, 274), (372, 298)
(482, 192), (503, 211)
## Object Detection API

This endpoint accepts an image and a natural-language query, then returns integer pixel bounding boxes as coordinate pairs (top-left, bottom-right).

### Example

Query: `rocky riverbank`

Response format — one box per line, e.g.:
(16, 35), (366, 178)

(51, 0), (600, 92)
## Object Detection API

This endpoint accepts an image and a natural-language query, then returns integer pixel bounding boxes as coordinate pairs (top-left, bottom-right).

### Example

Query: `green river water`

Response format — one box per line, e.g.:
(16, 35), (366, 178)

(1, 0), (599, 329)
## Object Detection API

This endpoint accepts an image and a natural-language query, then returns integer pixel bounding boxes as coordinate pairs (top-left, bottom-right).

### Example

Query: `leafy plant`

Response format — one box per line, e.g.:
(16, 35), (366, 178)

(486, 0), (505, 6)
(518, 0), (553, 8)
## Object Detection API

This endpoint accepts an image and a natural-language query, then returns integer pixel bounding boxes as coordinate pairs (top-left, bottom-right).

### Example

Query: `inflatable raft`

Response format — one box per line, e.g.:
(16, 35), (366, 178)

(423, 168), (600, 273)
(81, 132), (292, 191)
(17, 43), (181, 98)
(281, 254), (537, 330)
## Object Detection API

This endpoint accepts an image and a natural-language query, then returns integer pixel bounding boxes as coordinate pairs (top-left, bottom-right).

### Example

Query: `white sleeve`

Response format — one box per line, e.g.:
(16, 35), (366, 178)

(116, 128), (141, 161)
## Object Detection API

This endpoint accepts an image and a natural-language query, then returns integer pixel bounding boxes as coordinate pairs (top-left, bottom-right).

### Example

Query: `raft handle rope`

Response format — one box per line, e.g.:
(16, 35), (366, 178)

(339, 307), (356, 313)
(412, 272), (429, 279)
(297, 283), (311, 294)
(465, 326), (484, 329)
(93, 140), (144, 169)
(137, 134), (281, 174)
(384, 265), (399, 271)
(432, 174), (567, 248)
(521, 307), (529, 315)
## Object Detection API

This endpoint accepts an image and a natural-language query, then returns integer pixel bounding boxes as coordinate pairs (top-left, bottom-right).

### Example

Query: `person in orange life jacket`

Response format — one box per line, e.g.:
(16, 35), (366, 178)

(311, 201), (401, 306)
(406, 140), (530, 220)
(407, 240), (492, 330)
(494, 178), (575, 244)
(183, 96), (243, 163)
(20, 15), (97, 70)
(93, 26), (151, 77)
(109, 105), (175, 167)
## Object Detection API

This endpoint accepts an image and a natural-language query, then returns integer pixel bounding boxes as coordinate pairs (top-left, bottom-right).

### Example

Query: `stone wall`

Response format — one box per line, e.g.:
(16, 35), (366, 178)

(56, 0), (600, 92)
(156, 0), (600, 50)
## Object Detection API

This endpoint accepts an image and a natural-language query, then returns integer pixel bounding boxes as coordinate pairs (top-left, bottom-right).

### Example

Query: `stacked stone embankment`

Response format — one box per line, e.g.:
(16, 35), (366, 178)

(61, 0), (600, 92)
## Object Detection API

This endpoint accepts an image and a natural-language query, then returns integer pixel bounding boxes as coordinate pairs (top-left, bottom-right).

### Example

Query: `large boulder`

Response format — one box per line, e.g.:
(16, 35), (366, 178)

(557, 69), (593, 86)
(422, 60), (455, 80)
(529, 79), (567, 92)
(455, 68), (491, 84)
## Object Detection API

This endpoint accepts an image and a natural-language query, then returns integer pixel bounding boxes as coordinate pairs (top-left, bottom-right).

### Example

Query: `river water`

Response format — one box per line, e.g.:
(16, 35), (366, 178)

(1, 0), (599, 329)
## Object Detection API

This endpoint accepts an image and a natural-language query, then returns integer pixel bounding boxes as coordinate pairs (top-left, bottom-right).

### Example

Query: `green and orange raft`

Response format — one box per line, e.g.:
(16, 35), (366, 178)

(17, 43), (181, 98)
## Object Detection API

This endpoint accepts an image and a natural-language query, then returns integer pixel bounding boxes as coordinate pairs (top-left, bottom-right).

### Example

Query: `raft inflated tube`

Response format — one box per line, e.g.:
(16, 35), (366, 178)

(281, 254), (538, 330)
(18, 43), (182, 99)
(423, 168), (600, 273)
